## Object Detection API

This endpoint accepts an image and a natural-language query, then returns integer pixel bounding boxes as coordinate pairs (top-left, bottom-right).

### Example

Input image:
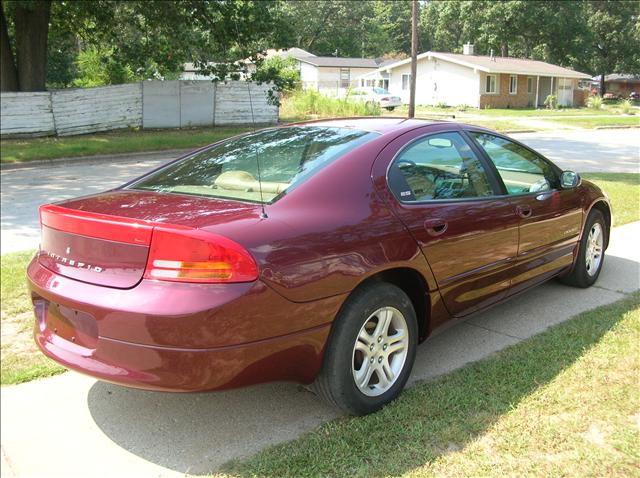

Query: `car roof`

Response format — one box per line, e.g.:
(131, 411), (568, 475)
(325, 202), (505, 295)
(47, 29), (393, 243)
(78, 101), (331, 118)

(285, 117), (448, 135)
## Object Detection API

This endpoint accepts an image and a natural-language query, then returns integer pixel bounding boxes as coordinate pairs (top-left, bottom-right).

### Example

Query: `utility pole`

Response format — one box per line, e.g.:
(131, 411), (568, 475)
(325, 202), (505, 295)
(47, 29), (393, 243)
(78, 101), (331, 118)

(408, 0), (418, 118)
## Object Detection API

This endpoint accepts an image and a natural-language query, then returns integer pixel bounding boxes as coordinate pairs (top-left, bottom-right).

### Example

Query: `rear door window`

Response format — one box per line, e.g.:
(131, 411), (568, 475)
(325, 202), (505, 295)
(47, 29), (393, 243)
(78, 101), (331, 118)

(388, 132), (494, 202)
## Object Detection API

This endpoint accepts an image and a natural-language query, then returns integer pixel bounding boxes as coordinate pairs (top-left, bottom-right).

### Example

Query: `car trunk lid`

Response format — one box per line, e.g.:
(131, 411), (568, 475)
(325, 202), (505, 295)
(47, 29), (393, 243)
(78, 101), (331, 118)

(38, 191), (262, 288)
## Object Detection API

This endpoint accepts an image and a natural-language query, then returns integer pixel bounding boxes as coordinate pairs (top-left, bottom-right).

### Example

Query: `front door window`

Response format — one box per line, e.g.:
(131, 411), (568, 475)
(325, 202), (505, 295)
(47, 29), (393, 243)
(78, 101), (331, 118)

(469, 132), (559, 194)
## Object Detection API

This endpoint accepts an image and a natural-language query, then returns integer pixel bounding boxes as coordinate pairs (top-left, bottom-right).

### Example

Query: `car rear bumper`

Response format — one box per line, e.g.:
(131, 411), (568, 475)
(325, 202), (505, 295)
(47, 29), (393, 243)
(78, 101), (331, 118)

(27, 258), (340, 391)
(379, 99), (402, 108)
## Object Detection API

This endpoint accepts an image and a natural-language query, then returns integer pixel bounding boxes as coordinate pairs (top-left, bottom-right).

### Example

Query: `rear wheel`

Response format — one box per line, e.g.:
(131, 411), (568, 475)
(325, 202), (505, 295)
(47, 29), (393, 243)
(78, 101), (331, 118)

(385, 106), (396, 111)
(560, 209), (606, 288)
(313, 282), (418, 415)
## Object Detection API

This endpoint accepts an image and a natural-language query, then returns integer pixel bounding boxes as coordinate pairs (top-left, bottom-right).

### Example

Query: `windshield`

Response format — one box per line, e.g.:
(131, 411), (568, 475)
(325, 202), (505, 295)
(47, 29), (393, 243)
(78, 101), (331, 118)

(373, 87), (389, 94)
(130, 126), (379, 203)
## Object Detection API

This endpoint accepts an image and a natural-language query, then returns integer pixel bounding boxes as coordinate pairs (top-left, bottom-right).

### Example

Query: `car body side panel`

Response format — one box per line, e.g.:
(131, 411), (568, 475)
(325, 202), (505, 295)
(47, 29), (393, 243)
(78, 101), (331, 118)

(505, 189), (583, 295)
(234, 135), (440, 303)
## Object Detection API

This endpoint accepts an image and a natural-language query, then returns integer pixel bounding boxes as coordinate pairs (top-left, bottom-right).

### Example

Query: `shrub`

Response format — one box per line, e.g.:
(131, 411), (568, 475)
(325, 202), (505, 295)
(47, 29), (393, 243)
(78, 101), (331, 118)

(619, 99), (635, 115)
(543, 94), (558, 109)
(435, 101), (448, 108)
(587, 95), (603, 110)
(280, 89), (382, 119)
(252, 56), (301, 105)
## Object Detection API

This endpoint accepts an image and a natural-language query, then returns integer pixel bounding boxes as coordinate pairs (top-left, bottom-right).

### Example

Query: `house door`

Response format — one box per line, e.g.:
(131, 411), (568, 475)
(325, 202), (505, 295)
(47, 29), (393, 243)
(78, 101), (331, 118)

(558, 78), (573, 106)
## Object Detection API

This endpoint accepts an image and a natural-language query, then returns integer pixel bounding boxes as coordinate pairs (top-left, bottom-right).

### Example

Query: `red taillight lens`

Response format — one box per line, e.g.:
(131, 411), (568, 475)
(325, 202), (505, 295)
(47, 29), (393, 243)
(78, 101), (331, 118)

(381, 97), (389, 101)
(144, 227), (258, 283)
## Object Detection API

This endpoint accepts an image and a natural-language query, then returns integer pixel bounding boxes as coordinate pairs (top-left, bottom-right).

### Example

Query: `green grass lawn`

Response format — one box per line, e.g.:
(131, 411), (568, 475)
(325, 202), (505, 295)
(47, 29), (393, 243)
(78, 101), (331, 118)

(395, 103), (636, 117)
(553, 116), (639, 129)
(220, 291), (640, 478)
(0, 126), (254, 164)
(454, 119), (534, 132)
(0, 250), (65, 385)
(582, 173), (640, 226)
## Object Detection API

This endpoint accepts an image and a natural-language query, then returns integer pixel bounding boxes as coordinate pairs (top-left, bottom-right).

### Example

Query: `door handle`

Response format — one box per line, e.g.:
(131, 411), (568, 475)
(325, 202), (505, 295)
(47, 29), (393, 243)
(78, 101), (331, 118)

(516, 205), (533, 218)
(424, 218), (448, 236)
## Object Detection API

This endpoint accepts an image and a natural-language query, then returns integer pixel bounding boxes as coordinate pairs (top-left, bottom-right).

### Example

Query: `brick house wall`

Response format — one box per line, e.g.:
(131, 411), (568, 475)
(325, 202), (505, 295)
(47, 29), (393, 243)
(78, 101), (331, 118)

(479, 73), (535, 108)
(606, 81), (640, 97)
(573, 88), (588, 107)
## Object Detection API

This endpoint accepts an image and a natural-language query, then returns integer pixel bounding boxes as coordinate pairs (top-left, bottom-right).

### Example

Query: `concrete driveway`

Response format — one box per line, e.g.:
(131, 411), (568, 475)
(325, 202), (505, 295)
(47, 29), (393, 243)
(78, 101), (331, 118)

(1, 128), (638, 254)
(1, 221), (638, 477)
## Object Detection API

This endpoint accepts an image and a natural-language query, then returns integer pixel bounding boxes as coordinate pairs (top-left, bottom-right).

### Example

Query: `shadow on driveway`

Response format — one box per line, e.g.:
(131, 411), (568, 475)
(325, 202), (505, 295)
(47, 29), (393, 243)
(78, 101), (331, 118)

(85, 254), (637, 475)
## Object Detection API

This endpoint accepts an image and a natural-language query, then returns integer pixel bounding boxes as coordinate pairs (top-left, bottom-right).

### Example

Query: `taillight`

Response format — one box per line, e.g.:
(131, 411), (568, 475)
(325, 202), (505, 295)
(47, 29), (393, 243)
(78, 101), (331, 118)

(143, 227), (258, 283)
(381, 97), (389, 101)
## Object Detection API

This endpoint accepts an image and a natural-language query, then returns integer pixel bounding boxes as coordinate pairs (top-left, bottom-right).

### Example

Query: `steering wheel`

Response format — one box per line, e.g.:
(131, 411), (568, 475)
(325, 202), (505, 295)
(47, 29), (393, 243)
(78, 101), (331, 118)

(529, 178), (551, 193)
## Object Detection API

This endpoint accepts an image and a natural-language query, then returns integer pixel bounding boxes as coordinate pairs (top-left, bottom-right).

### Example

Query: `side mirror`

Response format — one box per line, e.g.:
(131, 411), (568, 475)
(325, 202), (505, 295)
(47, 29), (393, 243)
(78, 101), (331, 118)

(561, 171), (580, 189)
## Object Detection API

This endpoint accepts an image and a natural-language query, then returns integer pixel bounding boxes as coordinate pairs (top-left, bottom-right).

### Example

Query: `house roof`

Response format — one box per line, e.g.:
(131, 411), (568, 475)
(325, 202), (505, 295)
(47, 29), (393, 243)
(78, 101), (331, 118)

(269, 47), (316, 59)
(297, 56), (380, 69)
(378, 51), (591, 79)
(602, 74), (640, 84)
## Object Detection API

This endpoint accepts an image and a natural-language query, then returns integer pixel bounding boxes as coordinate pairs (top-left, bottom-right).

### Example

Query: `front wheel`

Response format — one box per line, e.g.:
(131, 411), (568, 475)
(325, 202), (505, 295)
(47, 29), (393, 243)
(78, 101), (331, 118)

(560, 209), (607, 288)
(313, 282), (418, 415)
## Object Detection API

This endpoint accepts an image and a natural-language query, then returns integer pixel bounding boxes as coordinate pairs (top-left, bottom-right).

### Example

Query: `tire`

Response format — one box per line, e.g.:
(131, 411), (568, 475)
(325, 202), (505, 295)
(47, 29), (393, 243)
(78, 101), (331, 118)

(385, 106), (396, 111)
(313, 282), (418, 415)
(560, 209), (606, 288)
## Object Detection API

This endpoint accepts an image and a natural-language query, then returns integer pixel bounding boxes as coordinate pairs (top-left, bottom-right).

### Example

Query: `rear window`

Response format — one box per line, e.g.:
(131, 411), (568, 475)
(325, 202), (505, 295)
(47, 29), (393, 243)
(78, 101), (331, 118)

(129, 126), (378, 203)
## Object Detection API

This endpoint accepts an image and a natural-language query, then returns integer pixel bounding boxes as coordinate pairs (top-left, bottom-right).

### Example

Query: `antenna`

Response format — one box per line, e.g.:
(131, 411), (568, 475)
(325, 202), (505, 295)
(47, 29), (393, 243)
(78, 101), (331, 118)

(246, 82), (268, 219)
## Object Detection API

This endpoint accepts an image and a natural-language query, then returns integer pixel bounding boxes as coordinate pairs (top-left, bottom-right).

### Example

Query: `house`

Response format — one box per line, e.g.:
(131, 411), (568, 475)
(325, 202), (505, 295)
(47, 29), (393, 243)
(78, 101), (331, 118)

(181, 48), (383, 97)
(180, 48), (317, 80)
(595, 74), (640, 98)
(358, 44), (592, 108)
(295, 56), (382, 96)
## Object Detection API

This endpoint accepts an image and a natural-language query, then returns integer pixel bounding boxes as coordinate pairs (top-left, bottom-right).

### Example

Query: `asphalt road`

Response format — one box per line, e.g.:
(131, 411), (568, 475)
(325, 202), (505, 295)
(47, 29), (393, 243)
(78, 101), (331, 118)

(1, 128), (638, 254)
(2, 221), (638, 477)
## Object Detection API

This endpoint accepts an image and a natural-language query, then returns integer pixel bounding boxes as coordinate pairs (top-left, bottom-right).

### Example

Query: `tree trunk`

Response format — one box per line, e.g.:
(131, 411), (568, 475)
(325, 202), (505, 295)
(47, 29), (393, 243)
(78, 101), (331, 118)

(0, 4), (18, 91)
(13, 0), (51, 91)
(599, 72), (606, 97)
(501, 43), (508, 57)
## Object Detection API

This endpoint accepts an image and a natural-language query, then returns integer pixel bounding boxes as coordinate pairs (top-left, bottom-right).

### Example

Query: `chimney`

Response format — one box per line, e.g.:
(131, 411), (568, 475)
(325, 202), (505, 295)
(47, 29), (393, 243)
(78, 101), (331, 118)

(463, 43), (474, 55)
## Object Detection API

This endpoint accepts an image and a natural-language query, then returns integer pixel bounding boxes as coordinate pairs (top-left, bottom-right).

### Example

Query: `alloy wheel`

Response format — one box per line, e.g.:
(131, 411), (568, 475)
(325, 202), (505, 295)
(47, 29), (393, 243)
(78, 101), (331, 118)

(352, 306), (409, 397)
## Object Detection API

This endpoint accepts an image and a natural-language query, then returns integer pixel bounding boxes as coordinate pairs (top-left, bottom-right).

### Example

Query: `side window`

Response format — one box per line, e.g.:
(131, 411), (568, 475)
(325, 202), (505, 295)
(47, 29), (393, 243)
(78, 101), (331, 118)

(470, 132), (559, 194)
(388, 132), (494, 202)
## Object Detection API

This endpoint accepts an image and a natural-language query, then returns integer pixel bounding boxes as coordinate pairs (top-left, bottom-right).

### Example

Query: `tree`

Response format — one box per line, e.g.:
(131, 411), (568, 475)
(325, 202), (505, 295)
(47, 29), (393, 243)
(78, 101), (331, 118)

(583, 0), (640, 95)
(1, 0), (51, 91)
(1, 0), (289, 92)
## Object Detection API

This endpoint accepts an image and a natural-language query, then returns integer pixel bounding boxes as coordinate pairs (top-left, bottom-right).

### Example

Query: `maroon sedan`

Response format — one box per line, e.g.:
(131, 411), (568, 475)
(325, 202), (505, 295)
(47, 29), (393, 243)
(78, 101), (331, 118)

(27, 118), (610, 415)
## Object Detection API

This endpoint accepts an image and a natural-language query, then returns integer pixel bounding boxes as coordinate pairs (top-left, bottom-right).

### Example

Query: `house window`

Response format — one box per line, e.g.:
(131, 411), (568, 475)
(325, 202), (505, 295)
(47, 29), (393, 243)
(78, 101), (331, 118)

(402, 74), (411, 90)
(485, 74), (497, 94)
(527, 77), (534, 94)
(509, 75), (517, 95)
(360, 79), (365, 87)
(340, 68), (350, 88)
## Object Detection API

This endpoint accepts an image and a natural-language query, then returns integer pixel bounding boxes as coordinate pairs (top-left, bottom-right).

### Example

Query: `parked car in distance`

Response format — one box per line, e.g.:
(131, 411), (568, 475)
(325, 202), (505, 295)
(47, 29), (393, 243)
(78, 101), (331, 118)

(350, 87), (402, 110)
(27, 118), (611, 415)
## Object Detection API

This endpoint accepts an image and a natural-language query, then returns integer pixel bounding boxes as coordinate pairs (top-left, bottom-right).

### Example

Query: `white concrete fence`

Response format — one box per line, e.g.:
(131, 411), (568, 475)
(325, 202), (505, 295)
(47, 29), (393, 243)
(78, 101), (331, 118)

(0, 80), (278, 138)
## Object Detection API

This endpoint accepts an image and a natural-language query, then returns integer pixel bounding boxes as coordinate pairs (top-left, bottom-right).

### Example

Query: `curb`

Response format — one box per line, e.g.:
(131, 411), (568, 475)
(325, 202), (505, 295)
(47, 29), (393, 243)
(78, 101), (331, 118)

(593, 125), (640, 130)
(0, 148), (192, 171)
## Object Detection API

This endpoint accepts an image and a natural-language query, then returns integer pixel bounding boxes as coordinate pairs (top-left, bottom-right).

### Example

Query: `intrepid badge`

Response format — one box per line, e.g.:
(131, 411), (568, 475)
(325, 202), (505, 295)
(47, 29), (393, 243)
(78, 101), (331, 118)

(44, 250), (103, 273)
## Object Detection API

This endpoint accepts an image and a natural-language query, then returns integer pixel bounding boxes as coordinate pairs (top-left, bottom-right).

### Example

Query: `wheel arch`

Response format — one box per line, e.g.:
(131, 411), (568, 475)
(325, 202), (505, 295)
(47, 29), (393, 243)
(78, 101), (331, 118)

(587, 199), (611, 248)
(345, 267), (431, 342)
